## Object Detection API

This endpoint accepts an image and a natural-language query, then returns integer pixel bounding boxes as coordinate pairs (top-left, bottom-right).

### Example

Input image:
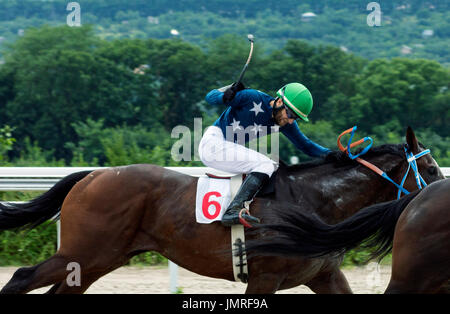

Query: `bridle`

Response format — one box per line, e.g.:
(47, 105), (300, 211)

(338, 126), (431, 199)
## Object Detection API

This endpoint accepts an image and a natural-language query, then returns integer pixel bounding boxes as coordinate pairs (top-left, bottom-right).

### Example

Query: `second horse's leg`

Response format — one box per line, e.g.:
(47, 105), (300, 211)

(305, 267), (353, 294)
(1, 254), (71, 294)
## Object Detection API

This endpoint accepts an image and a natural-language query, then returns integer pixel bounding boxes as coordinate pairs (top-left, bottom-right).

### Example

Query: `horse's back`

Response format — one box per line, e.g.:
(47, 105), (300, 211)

(61, 163), (198, 226)
(398, 179), (450, 231)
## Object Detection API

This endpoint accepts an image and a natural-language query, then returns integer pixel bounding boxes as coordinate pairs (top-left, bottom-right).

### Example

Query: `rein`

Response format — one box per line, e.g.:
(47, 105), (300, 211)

(337, 126), (430, 199)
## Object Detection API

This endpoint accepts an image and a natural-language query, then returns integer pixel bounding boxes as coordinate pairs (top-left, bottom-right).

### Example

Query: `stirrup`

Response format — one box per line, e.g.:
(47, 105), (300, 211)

(238, 208), (260, 228)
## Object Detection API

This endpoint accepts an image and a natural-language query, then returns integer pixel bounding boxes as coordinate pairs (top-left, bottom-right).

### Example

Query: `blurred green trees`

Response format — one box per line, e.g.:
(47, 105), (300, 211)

(0, 125), (15, 164)
(1, 1), (448, 64)
(0, 25), (447, 167)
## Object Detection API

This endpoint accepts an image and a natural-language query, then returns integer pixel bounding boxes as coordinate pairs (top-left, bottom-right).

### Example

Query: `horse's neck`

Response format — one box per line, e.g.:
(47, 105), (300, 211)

(279, 157), (402, 224)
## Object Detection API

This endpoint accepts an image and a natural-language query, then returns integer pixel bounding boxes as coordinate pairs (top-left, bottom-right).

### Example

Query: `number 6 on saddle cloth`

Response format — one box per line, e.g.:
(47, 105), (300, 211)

(337, 126), (431, 199)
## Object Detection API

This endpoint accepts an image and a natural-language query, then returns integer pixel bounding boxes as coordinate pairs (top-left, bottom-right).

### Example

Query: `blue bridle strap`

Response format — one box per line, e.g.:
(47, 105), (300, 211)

(396, 147), (431, 199)
(340, 126), (431, 199)
(346, 126), (373, 160)
(381, 172), (410, 197)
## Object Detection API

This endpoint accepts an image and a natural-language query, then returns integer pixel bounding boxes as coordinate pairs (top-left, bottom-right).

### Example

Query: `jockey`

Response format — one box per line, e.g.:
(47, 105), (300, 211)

(198, 82), (331, 227)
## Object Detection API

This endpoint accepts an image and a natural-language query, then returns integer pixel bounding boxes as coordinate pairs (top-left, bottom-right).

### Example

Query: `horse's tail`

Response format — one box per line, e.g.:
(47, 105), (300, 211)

(247, 190), (421, 261)
(0, 170), (92, 231)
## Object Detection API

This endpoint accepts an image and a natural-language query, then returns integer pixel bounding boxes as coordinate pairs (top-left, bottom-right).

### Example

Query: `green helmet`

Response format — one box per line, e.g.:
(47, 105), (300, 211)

(276, 83), (313, 122)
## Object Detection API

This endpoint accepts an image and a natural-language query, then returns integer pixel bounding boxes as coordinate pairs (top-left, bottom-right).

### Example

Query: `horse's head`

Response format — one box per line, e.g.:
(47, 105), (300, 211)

(277, 126), (444, 202)
(367, 126), (444, 199)
(399, 126), (445, 191)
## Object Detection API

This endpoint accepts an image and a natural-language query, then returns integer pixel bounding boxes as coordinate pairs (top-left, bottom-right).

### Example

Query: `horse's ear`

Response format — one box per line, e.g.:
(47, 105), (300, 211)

(406, 126), (420, 154)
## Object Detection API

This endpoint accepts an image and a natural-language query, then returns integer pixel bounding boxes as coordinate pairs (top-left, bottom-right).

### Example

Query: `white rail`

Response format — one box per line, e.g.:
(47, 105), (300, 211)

(0, 167), (234, 190)
(0, 166), (448, 190)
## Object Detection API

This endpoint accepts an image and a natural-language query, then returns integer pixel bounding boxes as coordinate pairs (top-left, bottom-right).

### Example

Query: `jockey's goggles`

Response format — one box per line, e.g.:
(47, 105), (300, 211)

(282, 100), (300, 121)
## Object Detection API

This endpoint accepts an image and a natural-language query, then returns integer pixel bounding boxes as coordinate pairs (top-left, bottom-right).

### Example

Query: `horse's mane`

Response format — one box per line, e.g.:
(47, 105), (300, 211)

(281, 144), (405, 172)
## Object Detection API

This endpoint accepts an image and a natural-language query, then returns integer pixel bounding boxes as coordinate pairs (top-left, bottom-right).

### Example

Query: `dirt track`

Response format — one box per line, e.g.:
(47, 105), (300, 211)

(0, 264), (391, 294)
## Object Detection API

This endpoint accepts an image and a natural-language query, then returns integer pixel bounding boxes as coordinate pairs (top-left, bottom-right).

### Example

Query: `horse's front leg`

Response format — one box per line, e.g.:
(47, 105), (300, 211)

(305, 267), (353, 294)
(245, 272), (283, 294)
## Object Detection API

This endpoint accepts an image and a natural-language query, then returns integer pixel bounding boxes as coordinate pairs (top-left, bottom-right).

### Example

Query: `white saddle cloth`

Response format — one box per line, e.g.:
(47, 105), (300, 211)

(195, 174), (242, 224)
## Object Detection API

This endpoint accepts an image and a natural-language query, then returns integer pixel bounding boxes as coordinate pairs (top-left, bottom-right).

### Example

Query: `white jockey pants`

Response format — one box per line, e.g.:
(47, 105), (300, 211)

(198, 126), (278, 176)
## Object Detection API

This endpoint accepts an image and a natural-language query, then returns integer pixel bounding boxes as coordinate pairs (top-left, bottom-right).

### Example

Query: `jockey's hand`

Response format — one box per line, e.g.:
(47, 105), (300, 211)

(223, 82), (246, 104)
(325, 150), (352, 164)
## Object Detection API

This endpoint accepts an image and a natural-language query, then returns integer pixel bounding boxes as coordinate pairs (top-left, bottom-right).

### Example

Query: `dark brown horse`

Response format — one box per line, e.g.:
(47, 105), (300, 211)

(0, 127), (444, 294)
(245, 179), (450, 293)
(387, 178), (449, 293)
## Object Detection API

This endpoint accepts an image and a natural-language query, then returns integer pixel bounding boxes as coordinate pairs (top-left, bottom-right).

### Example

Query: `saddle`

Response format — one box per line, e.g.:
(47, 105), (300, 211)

(205, 171), (276, 196)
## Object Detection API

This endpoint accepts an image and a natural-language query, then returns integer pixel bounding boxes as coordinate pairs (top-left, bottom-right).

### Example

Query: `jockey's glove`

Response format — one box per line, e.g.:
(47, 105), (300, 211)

(222, 81), (246, 104)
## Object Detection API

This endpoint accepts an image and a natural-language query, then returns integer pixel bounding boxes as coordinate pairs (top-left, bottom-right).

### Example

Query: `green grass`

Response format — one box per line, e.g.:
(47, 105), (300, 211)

(342, 248), (392, 268)
(0, 223), (57, 266)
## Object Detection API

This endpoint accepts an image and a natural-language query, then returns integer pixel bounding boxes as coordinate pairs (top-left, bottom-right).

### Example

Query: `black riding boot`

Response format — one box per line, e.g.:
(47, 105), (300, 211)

(221, 172), (269, 227)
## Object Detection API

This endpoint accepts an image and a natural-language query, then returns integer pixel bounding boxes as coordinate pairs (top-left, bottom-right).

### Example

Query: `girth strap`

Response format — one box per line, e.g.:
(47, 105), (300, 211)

(230, 175), (248, 283)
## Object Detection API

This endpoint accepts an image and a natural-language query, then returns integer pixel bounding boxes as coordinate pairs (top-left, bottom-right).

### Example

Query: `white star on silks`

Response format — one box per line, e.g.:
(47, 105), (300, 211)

(250, 123), (263, 136)
(231, 118), (243, 131)
(249, 101), (264, 116)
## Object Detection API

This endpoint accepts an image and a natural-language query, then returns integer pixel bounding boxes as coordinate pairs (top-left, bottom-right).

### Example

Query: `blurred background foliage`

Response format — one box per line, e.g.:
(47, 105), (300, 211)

(0, 1), (448, 64)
